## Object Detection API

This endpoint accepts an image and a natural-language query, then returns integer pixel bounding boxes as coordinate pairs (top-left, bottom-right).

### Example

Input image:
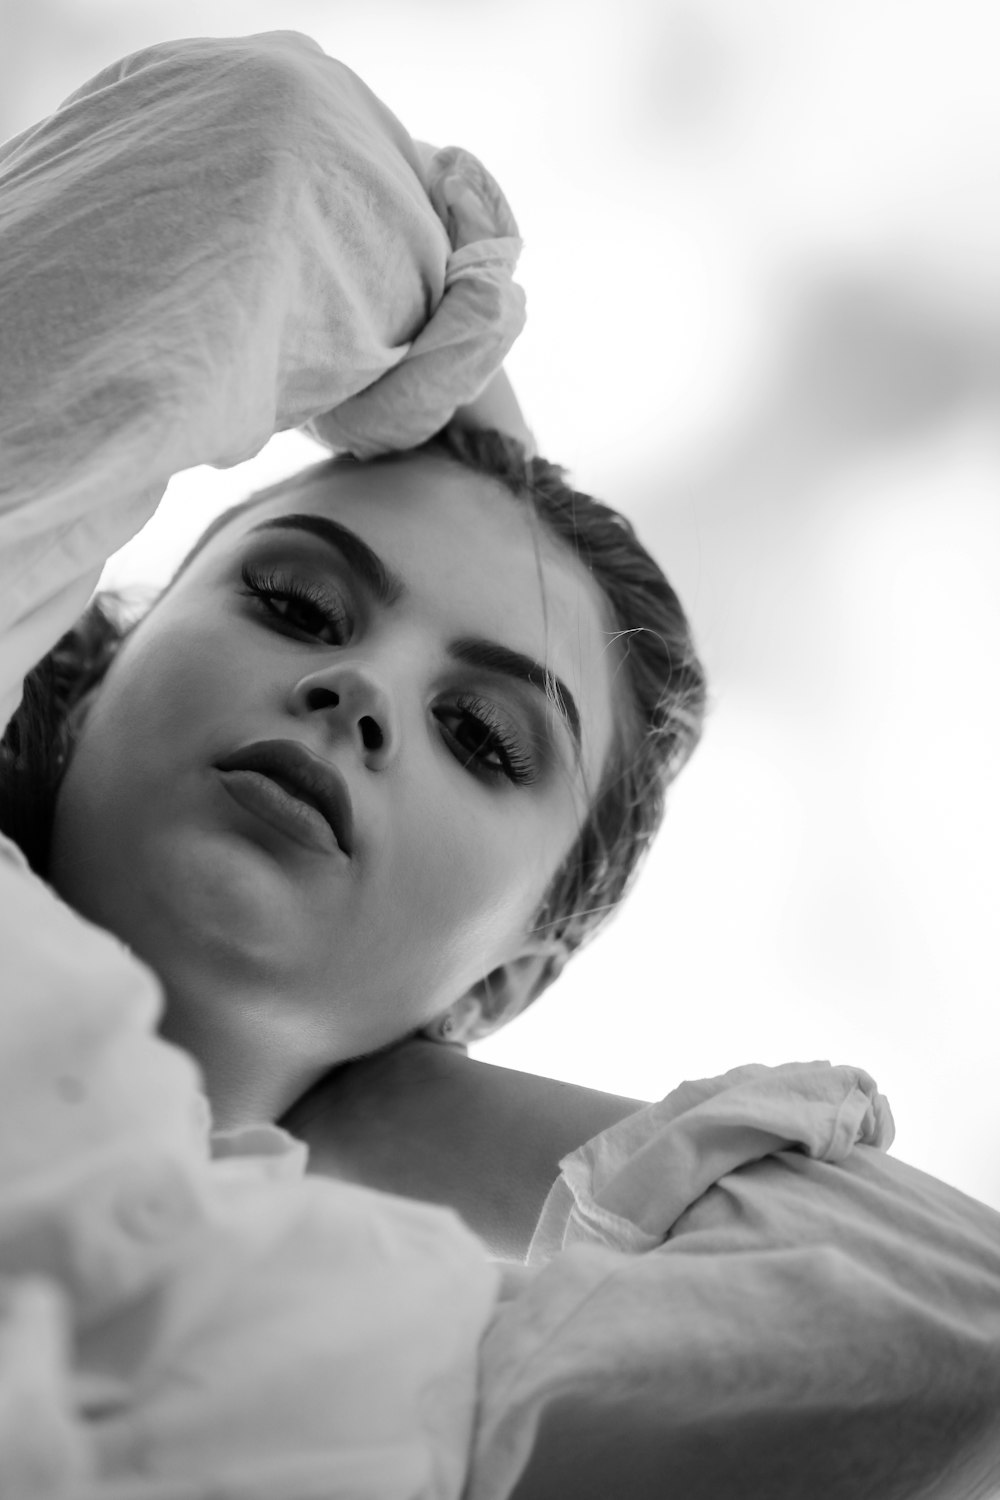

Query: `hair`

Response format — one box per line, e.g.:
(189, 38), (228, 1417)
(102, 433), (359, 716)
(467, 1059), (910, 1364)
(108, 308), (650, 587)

(0, 422), (708, 1037)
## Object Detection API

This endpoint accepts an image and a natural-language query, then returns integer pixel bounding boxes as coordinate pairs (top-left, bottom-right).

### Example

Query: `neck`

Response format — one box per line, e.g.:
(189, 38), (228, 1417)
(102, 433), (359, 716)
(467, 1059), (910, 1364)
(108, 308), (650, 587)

(156, 992), (332, 1131)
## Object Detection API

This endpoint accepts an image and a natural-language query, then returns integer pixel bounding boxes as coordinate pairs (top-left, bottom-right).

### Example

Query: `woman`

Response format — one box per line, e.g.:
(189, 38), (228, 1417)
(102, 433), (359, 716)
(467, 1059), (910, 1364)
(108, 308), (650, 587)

(0, 27), (697, 1494)
(4, 425), (706, 1130)
(2, 30), (998, 1500)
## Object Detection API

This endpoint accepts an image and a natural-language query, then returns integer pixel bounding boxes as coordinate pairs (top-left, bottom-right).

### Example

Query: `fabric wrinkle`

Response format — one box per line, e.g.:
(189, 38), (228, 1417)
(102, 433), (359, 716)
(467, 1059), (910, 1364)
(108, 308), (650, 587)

(305, 143), (526, 460)
(527, 1059), (896, 1263)
(0, 29), (517, 1496)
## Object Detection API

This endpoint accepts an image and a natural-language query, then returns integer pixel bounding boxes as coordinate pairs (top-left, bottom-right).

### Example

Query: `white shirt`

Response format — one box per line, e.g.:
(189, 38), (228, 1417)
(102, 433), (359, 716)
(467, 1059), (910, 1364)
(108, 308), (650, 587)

(469, 1062), (1000, 1498)
(2, 27), (999, 1500)
(0, 29), (519, 1499)
(0, 28), (525, 739)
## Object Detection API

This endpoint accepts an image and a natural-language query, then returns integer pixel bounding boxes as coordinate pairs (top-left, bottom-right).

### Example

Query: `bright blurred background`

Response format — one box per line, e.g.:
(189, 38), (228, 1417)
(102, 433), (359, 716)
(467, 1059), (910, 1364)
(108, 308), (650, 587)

(4, 0), (998, 1210)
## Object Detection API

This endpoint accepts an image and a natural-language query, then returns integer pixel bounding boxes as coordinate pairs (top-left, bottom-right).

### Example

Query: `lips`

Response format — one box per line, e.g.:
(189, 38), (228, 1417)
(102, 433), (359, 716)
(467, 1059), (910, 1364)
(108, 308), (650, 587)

(215, 740), (354, 856)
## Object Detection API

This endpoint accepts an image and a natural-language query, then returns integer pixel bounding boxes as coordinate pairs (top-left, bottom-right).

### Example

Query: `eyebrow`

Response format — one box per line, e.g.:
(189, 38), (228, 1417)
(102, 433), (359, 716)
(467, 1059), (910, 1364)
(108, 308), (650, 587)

(248, 512), (583, 754)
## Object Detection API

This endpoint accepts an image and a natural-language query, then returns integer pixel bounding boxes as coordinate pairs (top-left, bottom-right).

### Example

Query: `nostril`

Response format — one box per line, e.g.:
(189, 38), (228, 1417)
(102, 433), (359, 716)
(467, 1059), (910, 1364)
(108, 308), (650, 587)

(308, 687), (340, 709)
(360, 716), (383, 752)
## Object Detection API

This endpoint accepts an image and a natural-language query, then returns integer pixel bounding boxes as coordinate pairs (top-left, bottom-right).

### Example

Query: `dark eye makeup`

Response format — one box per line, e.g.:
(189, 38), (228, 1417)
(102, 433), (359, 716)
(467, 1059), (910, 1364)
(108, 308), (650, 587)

(237, 561), (539, 787)
(240, 562), (350, 643)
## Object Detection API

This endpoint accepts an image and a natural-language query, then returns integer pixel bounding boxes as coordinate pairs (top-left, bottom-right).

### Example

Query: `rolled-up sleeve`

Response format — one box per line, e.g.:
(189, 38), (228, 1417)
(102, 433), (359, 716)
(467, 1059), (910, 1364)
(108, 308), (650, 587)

(467, 1063), (1000, 1499)
(0, 36), (516, 1494)
(0, 30), (525, 734)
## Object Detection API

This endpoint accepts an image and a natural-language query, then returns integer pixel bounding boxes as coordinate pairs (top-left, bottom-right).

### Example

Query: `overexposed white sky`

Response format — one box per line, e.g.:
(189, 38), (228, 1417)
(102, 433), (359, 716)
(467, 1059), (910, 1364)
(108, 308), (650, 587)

(5, 0), (999, 1210)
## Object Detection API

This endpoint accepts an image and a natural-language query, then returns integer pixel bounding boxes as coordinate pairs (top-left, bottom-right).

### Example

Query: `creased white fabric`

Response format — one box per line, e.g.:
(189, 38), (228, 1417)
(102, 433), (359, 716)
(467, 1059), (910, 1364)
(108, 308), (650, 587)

(527, 1058), (895, 1260)
(4, 28), (1000, 1500)
(0, 769), (500, 1500)
(0, 30), (513, 1497)
(0, 29), (525, 735)
(467, 1061), (1000, 1500)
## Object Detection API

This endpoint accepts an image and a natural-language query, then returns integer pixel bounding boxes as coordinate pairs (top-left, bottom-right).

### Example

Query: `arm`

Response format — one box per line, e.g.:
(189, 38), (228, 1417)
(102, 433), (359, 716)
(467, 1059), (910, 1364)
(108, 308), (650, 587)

(0, 33), (524, 729)
(280, 1038), (645, 1262)
(501, 1245), (1000, 1500)
(469, 1147), (1000, 1499)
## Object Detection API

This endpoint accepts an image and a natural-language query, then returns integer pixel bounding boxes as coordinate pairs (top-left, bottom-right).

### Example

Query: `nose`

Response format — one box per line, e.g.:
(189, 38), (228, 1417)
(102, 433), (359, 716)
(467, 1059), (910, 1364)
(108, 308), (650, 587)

(296, 662), (399, 771)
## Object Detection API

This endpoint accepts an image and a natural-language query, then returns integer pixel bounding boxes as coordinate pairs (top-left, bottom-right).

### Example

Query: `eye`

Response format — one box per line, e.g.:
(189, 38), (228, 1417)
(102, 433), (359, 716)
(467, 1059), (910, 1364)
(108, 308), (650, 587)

(239, 562), (350, 644)
(437, 694), (538, 787)
(239, 565), (538, 786)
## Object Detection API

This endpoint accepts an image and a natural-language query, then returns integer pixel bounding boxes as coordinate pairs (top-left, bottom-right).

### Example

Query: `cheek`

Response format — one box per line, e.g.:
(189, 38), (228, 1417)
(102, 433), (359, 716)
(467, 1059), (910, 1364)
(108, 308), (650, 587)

(62, 619), (236, 809)
(389, 790), (555, 964)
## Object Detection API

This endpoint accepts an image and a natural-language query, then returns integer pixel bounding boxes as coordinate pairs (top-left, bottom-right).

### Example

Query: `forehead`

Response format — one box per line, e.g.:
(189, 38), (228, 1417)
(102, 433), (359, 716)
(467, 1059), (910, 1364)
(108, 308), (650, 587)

(213, 453), (619, 787)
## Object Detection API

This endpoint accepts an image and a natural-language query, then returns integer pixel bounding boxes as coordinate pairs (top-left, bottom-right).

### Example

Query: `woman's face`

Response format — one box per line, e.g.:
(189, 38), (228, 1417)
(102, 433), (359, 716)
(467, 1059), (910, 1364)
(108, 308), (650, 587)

(48, 454), (617, 1084)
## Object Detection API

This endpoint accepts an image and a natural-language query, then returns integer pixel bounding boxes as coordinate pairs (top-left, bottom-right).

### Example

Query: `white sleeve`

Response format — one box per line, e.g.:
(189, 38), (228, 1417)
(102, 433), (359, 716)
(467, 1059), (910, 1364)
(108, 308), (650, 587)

(467, 1062), (1000, 1498)
(0, 30), (525, 734)
(0, 593), (500, 1499)
(0, 37), (513, 1491)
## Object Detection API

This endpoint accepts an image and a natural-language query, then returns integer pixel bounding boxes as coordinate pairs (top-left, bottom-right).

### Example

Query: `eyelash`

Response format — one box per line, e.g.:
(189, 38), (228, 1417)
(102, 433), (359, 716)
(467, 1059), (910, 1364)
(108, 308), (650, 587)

(238, 562), (538, 787)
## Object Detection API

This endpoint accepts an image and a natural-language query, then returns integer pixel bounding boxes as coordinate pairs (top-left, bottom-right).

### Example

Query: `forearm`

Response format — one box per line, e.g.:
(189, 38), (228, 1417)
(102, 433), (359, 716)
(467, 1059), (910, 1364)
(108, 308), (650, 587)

(0, 33), (524, 722)
(0, 34), (447, 511)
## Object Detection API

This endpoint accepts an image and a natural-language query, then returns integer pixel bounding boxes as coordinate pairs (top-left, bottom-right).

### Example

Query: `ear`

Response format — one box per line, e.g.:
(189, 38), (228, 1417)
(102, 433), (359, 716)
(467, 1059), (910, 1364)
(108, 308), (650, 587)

(424, 937), (570, 1046)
